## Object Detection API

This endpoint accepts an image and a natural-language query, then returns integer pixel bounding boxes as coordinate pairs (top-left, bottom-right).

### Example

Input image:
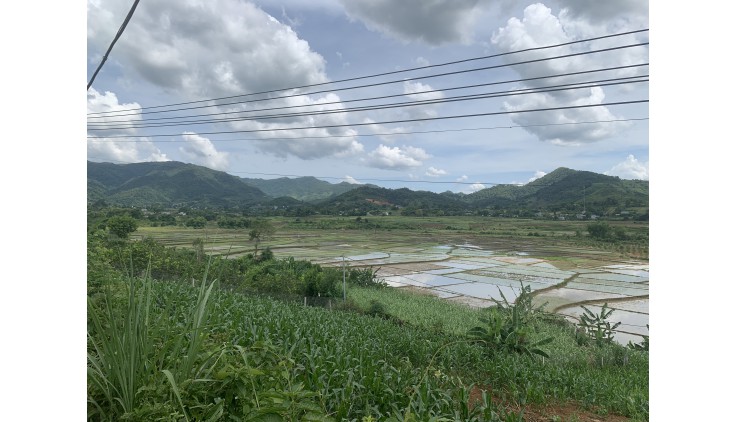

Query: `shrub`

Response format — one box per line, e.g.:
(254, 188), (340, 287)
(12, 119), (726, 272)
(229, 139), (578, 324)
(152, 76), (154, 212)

(468, 284), (553, 358)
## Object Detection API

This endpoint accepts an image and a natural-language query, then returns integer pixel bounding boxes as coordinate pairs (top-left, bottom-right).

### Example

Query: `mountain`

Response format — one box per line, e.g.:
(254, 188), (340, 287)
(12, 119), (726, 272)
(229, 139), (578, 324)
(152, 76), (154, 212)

(317, 186), (466, 215)
(466, 167), (648, 211)
(87, 161), (269, 207)
(241, 176), (367, 202)
(87, 162), (647, 215)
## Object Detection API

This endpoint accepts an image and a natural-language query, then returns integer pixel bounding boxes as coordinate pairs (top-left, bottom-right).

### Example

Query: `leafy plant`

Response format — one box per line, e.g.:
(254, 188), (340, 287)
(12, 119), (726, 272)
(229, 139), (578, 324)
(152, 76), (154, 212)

(578, 304), (621, 346)
(628, 324), (649, 351)
(468, 284), (553, 358)
(106, 215), (138, 239)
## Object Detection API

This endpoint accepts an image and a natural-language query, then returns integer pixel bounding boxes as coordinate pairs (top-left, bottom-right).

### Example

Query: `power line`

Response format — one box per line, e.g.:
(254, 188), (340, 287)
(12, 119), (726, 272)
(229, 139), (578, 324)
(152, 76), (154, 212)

(88, 41), (649, 118)
(87, 76), (648, 130)
(87, 63), (648, 124)
(87, 0), (142, 90)
(87, 100), (648, 139)
(87, 117), (648, 143)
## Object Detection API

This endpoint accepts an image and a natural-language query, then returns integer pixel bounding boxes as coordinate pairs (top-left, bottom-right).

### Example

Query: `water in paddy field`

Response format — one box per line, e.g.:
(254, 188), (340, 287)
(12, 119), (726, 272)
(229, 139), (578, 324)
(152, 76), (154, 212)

(341, 244), (648, 346)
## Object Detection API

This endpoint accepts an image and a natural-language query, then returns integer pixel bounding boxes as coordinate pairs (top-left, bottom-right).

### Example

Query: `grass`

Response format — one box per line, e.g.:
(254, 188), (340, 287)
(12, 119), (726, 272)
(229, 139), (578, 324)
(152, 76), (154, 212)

(88, 273), (648, 421)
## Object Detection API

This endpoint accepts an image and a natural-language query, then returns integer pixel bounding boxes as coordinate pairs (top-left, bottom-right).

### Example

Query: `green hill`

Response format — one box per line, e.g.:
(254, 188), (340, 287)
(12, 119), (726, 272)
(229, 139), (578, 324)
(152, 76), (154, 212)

(467, 167), (648, 212)
(87, 162), (647, 215)
(241, 176), (366, 202)
(318, 186), (466, 215)
(87, 161), (269, 207)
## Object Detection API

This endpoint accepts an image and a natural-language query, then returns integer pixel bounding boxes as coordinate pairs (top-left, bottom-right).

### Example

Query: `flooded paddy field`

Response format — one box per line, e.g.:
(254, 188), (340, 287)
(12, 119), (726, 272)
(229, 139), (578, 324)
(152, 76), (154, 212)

(134, 217), (648, 344)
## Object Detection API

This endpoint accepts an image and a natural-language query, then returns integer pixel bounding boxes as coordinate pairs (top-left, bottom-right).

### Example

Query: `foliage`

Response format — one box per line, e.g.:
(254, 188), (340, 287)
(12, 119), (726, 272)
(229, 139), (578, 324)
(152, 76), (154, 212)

(185, 216), (207, 228)
(468, 284), (554, 358)
(106, 215), (138, 239)
(628, 324), (649, 351)
(578, 304), (622, 347)
(587, 222), (627, 241)
(346, 267), (387, 288)
(249, 218), (277, 251)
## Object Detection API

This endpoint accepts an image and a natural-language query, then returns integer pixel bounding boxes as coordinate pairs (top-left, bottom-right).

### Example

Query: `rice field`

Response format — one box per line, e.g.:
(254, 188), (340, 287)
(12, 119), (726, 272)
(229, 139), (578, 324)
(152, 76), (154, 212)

(134, 216), (649, 345)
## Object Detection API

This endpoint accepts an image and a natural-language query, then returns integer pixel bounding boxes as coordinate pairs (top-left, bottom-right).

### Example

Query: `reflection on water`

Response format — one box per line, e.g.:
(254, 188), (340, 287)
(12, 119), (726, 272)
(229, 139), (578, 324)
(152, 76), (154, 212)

(333, 242), (648, 346)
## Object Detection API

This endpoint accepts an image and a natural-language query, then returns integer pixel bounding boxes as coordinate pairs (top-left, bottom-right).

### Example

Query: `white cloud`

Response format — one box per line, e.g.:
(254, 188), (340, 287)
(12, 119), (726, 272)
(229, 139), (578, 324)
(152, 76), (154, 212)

(87, 88), (168, 163)
(465, 182), (486, 193)
(338, 0), (493, 45)
(425, 167), (448, 177)
(403, 80), (444, 102)
(87, 137), (169, 163)
(401, 80), (445, 119)
(366, 144), (430, 170)
(605, 154), (648, 180)
(86, 88), (142, 134)
(88, 0), (329, 99)
(512, 170), (548, 185)
(343, 175), (361, 184)
(490, 3), (647, 145)
(456, 175), (469, 182)
(179, 132), (229, 170)
(529, 170), (547, 182)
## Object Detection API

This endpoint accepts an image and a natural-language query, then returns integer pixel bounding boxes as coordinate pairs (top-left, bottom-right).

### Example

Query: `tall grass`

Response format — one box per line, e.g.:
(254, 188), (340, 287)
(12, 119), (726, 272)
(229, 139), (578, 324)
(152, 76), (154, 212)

(88, 267), (647, 421)
(87, 267), (156, 418)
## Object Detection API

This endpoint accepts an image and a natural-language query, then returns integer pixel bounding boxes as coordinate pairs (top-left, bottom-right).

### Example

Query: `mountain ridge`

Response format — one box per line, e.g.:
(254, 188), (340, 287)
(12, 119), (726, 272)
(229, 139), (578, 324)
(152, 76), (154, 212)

(87, 161), (647, 215)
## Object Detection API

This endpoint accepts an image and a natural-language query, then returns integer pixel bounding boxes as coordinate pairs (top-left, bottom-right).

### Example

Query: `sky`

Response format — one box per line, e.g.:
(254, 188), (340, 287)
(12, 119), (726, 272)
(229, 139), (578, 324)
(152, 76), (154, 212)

(86, 0), (650, 193)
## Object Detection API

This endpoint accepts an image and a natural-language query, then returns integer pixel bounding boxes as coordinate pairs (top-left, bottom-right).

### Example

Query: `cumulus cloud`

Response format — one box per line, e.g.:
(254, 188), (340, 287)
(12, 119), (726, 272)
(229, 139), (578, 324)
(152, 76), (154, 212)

(456, 175), (469, 182)
(338, 0), (493, 45)
(228, 93), (365, 159)
(403, 81), (444, 102)
(179, 132), (229, 170)
(400, 80), (445, 119)
(605, 154), (648, 180)
(88, 0), (367, 160)
(425, 167), (448, 177)
(88, 0), (328, 98)
(490, 3), (648, 145)
(512, 170), (548, 186)
(87, 88), (168, 163)
(343, 175), (361, 184)
(559, 0), (648, 25)
(366, 144), (430, 170)
(529, 170), (547, 182)
(465, 182), (486, 193)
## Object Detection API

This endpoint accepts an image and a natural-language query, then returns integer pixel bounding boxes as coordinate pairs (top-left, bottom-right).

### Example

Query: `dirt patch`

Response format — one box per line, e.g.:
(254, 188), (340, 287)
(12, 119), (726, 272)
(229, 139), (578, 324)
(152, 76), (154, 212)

(468, 386), (631, 422)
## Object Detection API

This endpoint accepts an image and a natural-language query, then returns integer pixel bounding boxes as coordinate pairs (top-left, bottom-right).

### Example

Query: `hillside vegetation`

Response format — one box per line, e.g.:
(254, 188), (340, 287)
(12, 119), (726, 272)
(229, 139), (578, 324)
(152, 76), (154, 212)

(88, 161), (648, 219)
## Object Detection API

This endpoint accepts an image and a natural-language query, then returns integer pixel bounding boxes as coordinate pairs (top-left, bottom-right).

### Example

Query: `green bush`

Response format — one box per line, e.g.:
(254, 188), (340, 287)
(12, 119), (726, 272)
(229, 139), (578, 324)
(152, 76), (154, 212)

(468, 284), (553, 358)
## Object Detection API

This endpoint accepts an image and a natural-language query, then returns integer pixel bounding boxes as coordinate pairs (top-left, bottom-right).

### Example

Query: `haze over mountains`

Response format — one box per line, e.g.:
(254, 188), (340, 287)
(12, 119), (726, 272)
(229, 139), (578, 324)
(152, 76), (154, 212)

(88, 161), (648, 215)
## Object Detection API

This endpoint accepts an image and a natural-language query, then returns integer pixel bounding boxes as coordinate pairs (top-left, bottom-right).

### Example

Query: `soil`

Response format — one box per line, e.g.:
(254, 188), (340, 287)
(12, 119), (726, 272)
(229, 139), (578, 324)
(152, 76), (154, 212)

(468, 386), (633, 422)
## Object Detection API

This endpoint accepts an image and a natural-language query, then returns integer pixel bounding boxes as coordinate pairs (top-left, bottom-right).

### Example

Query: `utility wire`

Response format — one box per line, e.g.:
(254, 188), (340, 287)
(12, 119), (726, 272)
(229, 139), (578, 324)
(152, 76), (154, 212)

(86, 117), (648, 143)
(89, 41), (649, 118)
(87, 0), (142, 90)
(87, 100), (649, 139)
(87, 28), (648, 115)
(87, 63), (648, 124)
(87, 76), (648, 130)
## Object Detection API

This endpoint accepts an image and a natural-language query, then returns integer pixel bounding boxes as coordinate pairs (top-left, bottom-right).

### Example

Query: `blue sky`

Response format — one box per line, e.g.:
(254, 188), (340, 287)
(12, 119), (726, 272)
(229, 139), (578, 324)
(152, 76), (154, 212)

(86, 0), (649, 192)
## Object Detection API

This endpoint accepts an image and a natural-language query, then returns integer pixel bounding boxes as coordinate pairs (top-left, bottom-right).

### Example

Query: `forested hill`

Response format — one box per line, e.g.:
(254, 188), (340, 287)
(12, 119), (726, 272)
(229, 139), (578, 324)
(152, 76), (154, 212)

(241, 176), (368, 202)
(88, 161), (647, 215)
(465, 167), (649, 211)
(87, 161), (268, 207)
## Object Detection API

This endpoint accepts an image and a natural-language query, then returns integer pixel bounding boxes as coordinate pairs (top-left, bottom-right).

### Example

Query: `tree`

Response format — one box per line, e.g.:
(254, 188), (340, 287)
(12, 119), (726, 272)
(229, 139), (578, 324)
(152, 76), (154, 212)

(186, 216), (207, 229)
(107, 215), (138, 239)
(586, 221), (611, 240)
(249, 219), (276, 253)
